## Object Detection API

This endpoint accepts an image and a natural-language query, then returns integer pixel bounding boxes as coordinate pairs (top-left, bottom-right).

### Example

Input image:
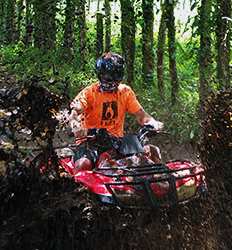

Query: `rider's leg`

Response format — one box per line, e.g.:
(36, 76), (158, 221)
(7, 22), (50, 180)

(73, 156), (92, 171)
(57, 147), (93, 175)
(144, 144), (162, 164)
(72, 146), (96, 172)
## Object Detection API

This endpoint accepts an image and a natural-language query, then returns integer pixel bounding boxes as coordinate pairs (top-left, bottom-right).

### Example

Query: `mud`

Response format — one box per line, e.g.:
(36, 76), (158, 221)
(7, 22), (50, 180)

(0, 68), (231, 250)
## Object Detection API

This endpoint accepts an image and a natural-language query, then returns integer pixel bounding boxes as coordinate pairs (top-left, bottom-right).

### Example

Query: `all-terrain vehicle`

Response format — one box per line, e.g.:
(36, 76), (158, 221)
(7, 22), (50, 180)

(39, 126), (207, 208)
(40, 126), (207, 209)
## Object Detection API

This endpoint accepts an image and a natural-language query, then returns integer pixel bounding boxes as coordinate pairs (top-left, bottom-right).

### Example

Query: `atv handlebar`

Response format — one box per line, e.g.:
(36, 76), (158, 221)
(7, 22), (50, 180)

(137, 125), (168, 144)
(75, 125), (165, 141)
(74, 126), (166, 149)
(45, 126), (166, 151)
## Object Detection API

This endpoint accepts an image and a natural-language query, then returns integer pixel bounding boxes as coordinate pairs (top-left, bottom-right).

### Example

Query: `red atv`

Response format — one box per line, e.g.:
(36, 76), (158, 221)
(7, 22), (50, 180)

(43, 126), (207, 207)
(47, 126), (207, 209)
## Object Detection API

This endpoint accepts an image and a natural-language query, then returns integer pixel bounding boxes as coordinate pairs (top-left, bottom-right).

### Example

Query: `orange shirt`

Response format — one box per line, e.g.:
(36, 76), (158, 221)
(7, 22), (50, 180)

(72, 82), (142, 137)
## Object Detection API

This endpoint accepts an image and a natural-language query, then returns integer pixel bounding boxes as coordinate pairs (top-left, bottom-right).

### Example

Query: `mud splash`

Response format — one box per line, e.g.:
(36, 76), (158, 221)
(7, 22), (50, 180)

(0, 72), (231, 249)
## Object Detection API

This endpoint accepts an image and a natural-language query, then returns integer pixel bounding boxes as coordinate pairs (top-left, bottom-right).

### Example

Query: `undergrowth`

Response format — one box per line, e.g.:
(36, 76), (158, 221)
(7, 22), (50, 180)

(0, 32), (200, 143)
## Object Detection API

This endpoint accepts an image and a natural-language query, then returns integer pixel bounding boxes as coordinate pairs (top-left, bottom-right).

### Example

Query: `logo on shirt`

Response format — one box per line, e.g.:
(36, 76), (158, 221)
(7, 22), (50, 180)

(101, 101), (118, 125)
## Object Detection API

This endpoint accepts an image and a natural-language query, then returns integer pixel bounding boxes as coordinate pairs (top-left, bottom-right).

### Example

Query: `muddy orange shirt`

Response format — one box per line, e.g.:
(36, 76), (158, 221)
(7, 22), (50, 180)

(72, 82), (142, 137)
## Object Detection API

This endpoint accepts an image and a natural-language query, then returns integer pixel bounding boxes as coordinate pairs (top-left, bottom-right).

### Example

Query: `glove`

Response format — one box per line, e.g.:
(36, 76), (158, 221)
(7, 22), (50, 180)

(69, 119), (87, 137)
(69, 109), (87, 137)
(144, 118), (164, 131)
(70, 99), (82, 110)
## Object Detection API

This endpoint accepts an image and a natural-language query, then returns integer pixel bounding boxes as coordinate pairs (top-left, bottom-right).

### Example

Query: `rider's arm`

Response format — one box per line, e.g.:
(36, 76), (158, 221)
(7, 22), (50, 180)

(69, 108), (87, 137)
(69, 88), (90, 137)
(134, 108), (152, 125)
(134, 108), (164, 131)
(69, 99), (83, 119)
(125, 86), (163, 131)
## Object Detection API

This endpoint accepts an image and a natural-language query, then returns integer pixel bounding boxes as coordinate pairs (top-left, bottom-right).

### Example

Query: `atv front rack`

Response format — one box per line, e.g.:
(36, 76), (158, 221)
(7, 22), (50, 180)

(93, 163), (206, 209)
(95, 163), (204, 177)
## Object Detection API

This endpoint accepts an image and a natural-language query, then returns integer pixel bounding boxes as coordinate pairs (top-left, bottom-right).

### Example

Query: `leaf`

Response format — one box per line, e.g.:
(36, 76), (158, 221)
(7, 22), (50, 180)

(190, 130), (195, 139)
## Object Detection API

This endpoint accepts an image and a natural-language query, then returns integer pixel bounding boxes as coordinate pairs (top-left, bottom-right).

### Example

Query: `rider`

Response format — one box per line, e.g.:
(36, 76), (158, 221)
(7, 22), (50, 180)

(69, 52), (163, 170)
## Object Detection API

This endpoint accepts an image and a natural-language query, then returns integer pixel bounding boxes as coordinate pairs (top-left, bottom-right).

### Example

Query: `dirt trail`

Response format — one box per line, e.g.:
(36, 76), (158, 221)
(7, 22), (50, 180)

(0, 67), (231, 250)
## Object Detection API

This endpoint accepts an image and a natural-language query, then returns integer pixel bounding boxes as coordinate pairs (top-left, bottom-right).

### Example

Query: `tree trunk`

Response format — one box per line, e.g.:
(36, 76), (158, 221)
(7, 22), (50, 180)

(47, 0), (57, 50)
(120, 0), (136, 86)
(0, 0), (6, 44)
(87, 0), (91, 12)
(63, 0), (75, 60)
(157, 8), (167, 100)
(33, 0), (57, 50)
(76, 0), (86, 70)
(5, 0), (17, 44)
(199, 0), (212, 115)
(142, 0), (154, 86)
(166, 0), (178, 105)
(24, 0), (33, 46)
(96, 12), (104, 58)
(104, 0), (111, 52)
(216, 0), (231, 88)
(96, 0), (104, 58)
(16, 0), (24, 42)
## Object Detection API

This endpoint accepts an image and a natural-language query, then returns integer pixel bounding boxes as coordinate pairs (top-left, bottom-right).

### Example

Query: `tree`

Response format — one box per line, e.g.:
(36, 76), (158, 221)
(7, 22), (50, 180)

(216, 0), (231, 87)
(96, 0), (104, 58)
(16, 0), (24, 41)
(24, 0), (33, 46)
(63, 0), (76, 60)
(199, 0), (212, 115)
(33, 0), (57, 50)
(104, 0), (111, 52)
(76, 0), (87, 69)
(120, 0), (136, 86)
(87, 0), (91, 12)
(5, 0), (17, 44)
(142, 0), (154, 86)
(166, 0), (179, 105)
(156, 6), (167, 100)
(0, 0), (6, 44)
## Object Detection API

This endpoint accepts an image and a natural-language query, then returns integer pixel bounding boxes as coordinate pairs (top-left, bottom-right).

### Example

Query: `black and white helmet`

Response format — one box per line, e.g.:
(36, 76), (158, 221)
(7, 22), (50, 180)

(96, 52), (124, 92)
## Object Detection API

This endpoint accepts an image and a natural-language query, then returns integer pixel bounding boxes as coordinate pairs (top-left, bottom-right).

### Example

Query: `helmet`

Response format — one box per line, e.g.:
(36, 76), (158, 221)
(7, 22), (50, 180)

(96, 52), (124, 92)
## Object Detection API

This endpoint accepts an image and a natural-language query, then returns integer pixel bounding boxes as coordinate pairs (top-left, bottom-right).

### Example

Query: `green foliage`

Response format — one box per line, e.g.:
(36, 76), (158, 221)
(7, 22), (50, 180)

(130, 36), (200, 142)
(0, 18), (201, 143)
(0, 42), (97, 98)
(133, 83), (199, 142)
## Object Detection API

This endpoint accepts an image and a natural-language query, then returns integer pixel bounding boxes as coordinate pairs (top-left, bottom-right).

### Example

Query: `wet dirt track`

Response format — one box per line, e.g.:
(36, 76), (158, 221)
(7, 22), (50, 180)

(0, 67), (231, 250)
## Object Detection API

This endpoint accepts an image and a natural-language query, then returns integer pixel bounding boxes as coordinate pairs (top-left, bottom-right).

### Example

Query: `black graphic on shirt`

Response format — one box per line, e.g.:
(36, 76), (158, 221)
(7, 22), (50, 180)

(101, 101), (118, 125)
